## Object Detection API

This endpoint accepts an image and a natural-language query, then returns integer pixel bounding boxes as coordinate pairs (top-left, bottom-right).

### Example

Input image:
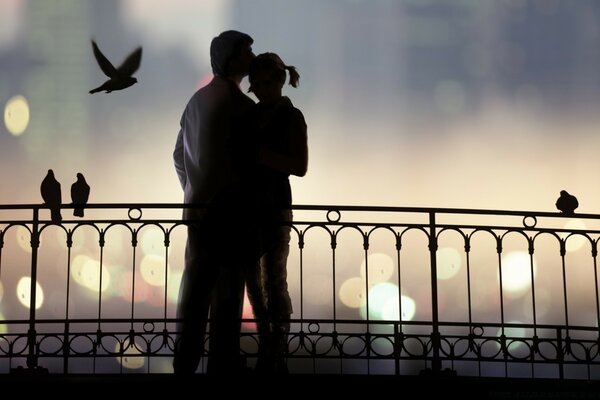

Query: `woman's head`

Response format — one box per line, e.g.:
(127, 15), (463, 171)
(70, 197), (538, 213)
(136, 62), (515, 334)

(249, 52), (299, 103)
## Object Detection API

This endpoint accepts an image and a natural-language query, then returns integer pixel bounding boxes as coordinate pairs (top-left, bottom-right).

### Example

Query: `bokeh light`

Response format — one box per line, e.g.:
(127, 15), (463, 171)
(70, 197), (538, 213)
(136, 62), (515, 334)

(496, 322), (528, 352)
(71, 255), (111, 293)
(140, 228), (165, 257)
(115, 341), (145, 370)
(140, 254), (168, 286)
(0, 313), (7, 334)
(381, 293), (417, 321)
(436, 247), (462, 280)
(16, 276), (44, 309)
(339, 277), (366, 308)
(358, 282), (417, 321)
(560, 219), (587, 252)
(15, 225), (32, 253)
(359, 252), (394, 286)
(4, 95), (29, 136)
(71, 254), (91, 285)
(500, 251), (537, 295)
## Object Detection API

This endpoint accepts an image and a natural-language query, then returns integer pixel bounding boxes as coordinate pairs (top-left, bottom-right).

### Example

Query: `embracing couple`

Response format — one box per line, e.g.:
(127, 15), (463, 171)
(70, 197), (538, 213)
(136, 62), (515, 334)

(172, 30), (308, 375)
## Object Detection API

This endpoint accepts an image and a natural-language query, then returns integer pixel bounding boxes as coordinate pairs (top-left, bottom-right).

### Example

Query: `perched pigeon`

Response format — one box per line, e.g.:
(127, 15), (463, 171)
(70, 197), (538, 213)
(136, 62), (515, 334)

(41, 169), (62, 223)
(556, 190), (579, 215)
(71, 173), (90, 217)
(89, 40), (142, 94)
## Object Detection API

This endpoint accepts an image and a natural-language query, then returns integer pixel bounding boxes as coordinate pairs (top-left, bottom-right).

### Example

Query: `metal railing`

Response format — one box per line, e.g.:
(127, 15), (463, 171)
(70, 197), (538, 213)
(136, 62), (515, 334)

(1, 203), (599, 378)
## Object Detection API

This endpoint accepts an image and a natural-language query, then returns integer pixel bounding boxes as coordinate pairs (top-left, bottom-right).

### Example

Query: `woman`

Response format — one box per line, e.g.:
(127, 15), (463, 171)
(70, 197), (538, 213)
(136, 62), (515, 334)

(246, 52), (308, 373)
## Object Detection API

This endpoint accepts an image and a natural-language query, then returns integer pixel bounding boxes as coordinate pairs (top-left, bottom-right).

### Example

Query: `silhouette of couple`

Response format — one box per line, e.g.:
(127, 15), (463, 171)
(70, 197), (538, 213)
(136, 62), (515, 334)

(172, 30), (308, 375)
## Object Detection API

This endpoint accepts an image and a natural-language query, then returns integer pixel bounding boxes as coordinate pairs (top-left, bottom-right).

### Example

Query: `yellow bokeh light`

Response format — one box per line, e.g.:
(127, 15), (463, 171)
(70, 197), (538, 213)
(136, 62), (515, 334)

(71, 255), (111, 293)
(0, 313), (7, 334)
(4, 95), (30, 136)
(436, 247), (462, 280)
(140, 254), (168, 286)
(71, 254), (91, 286)
(15, 225), (32, 253)
(339, 277), (366, 308)
(360, 252), (394, 286)
(82, 259), (111, 293)
(16, 276), (44, 309)
(500, 251), (536, 295)
(140, 228), (165, 256)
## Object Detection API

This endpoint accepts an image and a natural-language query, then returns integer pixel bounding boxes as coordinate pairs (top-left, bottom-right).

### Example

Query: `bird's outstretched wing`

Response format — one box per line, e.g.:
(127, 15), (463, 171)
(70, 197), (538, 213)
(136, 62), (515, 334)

(92, 40), (118, 78)
(117, 47), (142, 77)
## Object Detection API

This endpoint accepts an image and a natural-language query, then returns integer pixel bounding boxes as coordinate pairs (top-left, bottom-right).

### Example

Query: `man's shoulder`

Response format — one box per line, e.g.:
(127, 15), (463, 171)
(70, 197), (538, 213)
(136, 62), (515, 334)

(185, 79), (228, 107)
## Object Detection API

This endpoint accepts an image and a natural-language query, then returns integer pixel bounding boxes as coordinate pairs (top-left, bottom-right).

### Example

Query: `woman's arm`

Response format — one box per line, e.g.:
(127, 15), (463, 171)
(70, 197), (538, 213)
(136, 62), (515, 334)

(259, 109), (308, 176)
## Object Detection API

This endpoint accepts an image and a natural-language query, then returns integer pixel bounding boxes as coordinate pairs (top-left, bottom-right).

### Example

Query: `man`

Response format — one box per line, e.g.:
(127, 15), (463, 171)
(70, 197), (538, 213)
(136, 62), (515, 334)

(173, 30), (256, 375)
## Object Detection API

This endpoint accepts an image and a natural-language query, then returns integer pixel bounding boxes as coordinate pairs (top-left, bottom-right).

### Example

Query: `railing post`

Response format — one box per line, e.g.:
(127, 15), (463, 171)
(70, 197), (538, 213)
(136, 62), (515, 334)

(27, 207), (40, 369)
(428, 211), (441, 374)
(557, 327), (564, 380)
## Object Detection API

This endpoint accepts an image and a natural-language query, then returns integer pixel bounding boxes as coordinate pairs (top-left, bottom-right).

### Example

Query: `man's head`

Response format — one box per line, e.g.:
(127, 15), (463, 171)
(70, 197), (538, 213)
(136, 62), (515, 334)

(210, 30), (254, 78)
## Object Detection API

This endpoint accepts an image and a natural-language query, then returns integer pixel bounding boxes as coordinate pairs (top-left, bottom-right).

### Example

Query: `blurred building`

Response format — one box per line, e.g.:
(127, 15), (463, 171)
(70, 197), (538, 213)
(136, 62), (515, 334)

(234, 0), (600, 121)
(24, 0), (92, 166)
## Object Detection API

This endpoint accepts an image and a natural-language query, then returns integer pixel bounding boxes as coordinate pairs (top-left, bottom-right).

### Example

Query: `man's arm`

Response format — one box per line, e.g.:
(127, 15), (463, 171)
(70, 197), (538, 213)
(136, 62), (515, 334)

(173, 125), (187, 189)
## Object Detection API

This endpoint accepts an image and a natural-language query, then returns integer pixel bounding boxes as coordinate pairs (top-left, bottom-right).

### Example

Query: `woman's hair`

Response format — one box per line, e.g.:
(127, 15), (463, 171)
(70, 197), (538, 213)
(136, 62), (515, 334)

(248, 52), (300, 92)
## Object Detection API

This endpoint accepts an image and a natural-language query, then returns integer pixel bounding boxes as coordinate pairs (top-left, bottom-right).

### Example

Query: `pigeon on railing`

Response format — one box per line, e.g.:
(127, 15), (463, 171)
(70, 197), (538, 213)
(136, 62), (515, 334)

(41, 169), (62, 223)
(71, 173), (90, 217)
(555, 190), (578, 215)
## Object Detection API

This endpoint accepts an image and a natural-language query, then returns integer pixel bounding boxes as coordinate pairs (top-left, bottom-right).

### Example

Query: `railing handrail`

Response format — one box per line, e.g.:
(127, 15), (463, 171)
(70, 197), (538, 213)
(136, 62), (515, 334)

(0, 202), (599, 219)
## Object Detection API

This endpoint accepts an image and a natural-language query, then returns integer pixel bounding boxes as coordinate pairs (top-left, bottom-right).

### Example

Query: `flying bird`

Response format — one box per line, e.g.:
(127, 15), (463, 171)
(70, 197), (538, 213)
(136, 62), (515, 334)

(556, 190), (579, 215)
(71, 173), (90, 217)
(41, 169), (62, 223)
(89, 40), (142, 94)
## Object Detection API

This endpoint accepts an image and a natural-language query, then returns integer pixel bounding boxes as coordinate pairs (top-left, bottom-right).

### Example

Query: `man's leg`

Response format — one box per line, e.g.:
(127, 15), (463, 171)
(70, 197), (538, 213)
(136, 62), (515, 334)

(173, 226), (214, 375)
(207, 257), (247, 374)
